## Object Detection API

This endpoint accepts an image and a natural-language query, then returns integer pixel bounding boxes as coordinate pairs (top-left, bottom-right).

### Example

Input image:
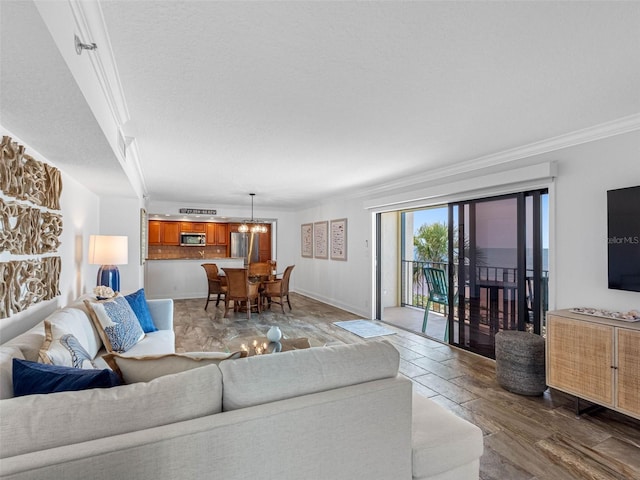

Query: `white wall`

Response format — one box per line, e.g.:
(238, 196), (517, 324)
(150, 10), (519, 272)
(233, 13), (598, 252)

(0, 128), (100, 342)
(538, 130), (640, 312)
(98, 195), (145, 293)
(294, 198), (373, 318)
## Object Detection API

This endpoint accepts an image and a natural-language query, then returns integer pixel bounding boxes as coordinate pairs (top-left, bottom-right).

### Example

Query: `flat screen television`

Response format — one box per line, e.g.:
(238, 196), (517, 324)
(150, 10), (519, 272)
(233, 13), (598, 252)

(608, 185), (640, 292)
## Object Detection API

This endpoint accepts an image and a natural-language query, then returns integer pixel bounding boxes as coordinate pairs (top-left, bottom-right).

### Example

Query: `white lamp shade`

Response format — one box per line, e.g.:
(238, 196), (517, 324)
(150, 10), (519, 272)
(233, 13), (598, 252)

(89, 235), (128, 265)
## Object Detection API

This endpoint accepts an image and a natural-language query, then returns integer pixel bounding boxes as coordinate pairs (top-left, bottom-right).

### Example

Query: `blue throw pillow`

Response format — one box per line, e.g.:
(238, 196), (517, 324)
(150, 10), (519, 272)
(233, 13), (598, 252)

(12, 359), (121, 397)
(124, 288), (158, 333)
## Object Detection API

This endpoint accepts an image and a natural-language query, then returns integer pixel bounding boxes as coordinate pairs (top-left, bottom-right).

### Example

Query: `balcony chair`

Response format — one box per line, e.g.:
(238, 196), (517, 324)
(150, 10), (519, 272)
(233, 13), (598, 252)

(422, 267), (453, 342)
(261, 265), (295, 313)
(222, 268), (261, 320)
(201, 263), (227, 310)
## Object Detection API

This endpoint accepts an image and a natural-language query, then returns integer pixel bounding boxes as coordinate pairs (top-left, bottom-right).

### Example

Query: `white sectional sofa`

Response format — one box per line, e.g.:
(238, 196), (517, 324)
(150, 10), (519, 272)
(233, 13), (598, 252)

(0, 295), (175, 398)
(0, 299), (483, 480)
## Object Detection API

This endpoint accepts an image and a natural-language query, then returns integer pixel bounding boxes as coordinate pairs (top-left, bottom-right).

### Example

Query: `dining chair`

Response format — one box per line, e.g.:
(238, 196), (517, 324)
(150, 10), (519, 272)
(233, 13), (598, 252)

(422, 267), (452, 341)
(201, 263), (227, 310)
(248, 261), (271, 279)
(222, 267), (261, 319)
(261, 265), (295, 313)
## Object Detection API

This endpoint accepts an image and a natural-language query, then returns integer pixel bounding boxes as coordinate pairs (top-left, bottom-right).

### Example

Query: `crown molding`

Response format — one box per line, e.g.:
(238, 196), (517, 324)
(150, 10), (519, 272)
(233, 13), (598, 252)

(353, 113), (640, 199)
(66, 0), (147, 196)
(68, 0), (128, 126)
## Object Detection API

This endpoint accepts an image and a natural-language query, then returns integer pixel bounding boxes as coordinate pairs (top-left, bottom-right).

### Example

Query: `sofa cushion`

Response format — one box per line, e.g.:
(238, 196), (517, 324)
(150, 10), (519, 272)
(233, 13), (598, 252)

(411, 392), (484, 479)
(0, 363), (223, 459)
(12, 359), (121, 397)
(220, 339), (400, 411)
(118, 329), (176, 357)
(84, 295), (145, 353)
(38, 320), (97, 368)
(0, 346), (25, 399)
(104, 351), (244, 383)
(124, 288), (158, 333)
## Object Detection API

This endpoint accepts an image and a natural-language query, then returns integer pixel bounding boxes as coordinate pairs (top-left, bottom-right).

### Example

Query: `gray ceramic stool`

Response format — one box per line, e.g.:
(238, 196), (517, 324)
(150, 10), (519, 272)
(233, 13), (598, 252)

(495, 330), (547, 396)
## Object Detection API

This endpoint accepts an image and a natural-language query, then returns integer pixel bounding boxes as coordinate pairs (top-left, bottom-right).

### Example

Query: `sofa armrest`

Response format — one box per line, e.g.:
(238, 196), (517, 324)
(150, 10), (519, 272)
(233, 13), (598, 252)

(146, 299), (174, 331)
(412, 392), (483, 479)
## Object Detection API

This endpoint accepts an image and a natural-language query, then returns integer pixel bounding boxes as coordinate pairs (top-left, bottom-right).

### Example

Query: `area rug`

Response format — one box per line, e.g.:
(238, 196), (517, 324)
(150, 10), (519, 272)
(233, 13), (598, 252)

(332, 320), (396, 339)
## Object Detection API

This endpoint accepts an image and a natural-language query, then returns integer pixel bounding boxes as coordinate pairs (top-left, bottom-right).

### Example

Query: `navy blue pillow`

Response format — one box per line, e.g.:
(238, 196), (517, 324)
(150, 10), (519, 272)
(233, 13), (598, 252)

(12, 359), (121, 397)
(124, 288), (158, 333)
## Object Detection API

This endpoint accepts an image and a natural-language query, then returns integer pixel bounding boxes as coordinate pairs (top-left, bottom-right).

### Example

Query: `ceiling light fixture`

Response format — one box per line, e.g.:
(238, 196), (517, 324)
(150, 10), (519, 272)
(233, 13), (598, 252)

(75, 34), (97, 55)
(238, 193), (267, 234)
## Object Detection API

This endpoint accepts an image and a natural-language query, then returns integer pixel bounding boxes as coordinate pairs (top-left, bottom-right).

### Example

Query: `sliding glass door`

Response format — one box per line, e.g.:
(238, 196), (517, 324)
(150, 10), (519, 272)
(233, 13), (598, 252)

(375, 188), (548, 359)
(449, 190), (548, 358)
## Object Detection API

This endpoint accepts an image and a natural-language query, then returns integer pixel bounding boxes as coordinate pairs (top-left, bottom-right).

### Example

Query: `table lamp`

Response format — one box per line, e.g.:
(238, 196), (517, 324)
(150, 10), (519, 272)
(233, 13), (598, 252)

(89, 235), (128, 292)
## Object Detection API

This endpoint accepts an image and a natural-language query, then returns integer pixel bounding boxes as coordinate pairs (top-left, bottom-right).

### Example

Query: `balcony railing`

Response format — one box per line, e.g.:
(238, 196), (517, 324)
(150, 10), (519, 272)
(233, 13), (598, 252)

(401, 260), (549, 330)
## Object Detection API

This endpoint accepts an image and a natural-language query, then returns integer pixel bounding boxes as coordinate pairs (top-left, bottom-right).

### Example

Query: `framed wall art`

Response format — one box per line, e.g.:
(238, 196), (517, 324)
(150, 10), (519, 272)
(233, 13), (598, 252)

(301, 223), (313, 258)
(330, 218), (347, 261)
(314, 221), (328, 259)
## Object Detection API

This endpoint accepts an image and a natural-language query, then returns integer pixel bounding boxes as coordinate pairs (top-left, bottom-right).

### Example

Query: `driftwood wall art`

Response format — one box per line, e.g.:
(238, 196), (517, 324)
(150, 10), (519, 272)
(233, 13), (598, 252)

(0, 257), (61, 319)
(1, 135), (63, 318)
(1, 135), (62, 210)
(0, 198), (63, 254)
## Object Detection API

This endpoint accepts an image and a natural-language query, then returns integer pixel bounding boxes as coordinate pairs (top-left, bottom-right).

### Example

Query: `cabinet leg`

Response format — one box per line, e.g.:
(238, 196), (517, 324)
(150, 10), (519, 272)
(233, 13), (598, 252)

(575, 397), (604, 417)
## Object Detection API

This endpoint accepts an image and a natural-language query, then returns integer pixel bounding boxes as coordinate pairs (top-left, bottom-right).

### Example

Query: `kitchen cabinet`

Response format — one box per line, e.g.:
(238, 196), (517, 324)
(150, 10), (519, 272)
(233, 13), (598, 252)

(148, 220), (180, 246)
(546, 310), (640, 419)
(148, 221), (163, 245)
(206, 223), (228, 246)
(180, 222), (206, 233)
(163, 222), (181, 245)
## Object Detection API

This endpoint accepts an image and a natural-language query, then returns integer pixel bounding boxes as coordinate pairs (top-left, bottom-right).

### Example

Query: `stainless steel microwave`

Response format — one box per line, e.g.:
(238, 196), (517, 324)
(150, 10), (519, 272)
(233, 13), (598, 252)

(180, 232), (206, 246)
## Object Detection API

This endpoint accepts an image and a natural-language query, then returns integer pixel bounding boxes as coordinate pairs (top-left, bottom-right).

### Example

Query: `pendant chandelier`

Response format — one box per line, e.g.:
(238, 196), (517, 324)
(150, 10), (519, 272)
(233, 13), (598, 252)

(238, 193), (267, 234)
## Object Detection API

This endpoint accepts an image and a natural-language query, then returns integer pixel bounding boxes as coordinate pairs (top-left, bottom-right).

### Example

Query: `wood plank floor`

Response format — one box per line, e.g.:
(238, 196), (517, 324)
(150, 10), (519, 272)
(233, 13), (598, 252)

(173, 294), (640, 480)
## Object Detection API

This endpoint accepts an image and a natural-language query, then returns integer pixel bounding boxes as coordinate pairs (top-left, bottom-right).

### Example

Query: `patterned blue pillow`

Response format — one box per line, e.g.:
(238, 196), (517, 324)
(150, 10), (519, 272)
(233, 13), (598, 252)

(12, 359), (121, 397)
(124, 288), (158, 333)
(84, 295), (145, 353)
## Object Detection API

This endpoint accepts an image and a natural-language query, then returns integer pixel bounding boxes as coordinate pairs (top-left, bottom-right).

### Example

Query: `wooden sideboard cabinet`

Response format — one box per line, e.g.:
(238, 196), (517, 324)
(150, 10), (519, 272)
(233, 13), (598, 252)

(546, 310), (640, 419)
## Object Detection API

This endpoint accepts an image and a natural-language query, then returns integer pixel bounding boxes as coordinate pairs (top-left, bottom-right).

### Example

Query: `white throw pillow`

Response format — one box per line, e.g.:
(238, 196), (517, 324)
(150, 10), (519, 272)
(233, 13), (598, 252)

(38, 320), (97, 369)
(103, 351), (244, 384)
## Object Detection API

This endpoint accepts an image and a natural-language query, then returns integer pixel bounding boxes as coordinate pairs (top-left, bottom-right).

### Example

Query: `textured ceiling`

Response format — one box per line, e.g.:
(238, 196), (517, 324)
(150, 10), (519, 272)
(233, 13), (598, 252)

(3, 1), (640, 209)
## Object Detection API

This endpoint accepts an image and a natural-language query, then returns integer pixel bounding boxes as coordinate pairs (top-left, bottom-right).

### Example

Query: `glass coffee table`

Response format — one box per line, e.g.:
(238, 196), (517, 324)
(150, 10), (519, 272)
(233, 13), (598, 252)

(235, 337), (311, 356)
